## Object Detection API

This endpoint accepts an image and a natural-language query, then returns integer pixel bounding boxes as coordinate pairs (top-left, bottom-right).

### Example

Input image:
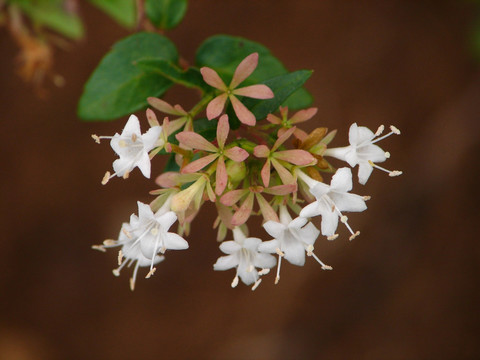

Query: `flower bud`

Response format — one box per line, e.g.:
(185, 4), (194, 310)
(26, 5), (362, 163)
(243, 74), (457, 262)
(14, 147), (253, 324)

(226, 159), (246, 184)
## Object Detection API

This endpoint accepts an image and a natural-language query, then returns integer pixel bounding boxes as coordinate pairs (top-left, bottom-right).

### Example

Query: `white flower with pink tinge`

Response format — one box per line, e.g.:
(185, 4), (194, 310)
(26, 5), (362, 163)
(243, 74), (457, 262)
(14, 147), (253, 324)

(298, 167), (368, 241)
(200, 52), (274, 126)
(324, 123), (402, 185)
(213, 227), (276, 290)
(258, 206), (332, 284)
(92, 114), (162, 184)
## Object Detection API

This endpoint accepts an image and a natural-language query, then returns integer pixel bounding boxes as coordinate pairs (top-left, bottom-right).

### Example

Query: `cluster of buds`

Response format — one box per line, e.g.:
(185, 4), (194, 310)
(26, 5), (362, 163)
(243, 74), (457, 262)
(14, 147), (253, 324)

(92, 53), (402, 291)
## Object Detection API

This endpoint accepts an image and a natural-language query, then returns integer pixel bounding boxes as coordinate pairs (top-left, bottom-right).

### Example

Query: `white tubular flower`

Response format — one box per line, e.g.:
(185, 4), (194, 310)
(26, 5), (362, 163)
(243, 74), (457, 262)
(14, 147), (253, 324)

(213, 227), (276, 291)
(259, 206), (332, 285)
(93, 114), (163, 184)
(323, 123), (402, 184)
(93, 223), (165, 291)
(92, 199), (188, 290)
(298, 168), (367, 241)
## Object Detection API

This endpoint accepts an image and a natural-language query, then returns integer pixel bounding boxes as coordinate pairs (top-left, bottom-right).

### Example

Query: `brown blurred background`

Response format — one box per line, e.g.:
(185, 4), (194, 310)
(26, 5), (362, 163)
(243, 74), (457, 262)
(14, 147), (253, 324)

(1, 1), (479, 359)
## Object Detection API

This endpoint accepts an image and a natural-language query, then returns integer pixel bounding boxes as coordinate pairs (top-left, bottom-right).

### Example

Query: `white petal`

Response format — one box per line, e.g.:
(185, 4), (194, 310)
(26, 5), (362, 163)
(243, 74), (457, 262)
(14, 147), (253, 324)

(113, 158), (132, 177)
(257, 239), (279, 254)
(244, 237), (261, 251)
(137, 152), (152, 178)
(213, 255), (238, 270)
(297, 222), (320, 245)
(237, 267), (258, 285)
(279, 206), (293, 225)
(300, 202), (322, 218)
(232, 227), (246, 244)
(353, 124), (375, 146)
(157, 211), (177, 232)
(358, 144), (386, 163)
(344, 148), (359, 167)
(330, 192), (367, 212)
(348, 123), (359, 145)
(122, 114), (141, 136)
(263, 221), (286, 239)
(136, 254), (165, 267)
(320, 209), (339, 236)
(137, 201), (154, 221)
(330, 167), (353, 192)
(164, 232), (189, 250)
(282, 240), (306, 266)
(219, 241), (241, 255)
(357, 162), (374, 185)
(309, 182), (329, 199)
(142, 126), (162, 151)
(254, 253), (277, 268)
(110, 134), (123, 155)
(289, 216), (307, 229)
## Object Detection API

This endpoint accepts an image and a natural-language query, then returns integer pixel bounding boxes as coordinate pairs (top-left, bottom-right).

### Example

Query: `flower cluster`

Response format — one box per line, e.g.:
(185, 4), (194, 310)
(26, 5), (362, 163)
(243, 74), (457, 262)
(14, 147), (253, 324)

(92, 53), (401, 290)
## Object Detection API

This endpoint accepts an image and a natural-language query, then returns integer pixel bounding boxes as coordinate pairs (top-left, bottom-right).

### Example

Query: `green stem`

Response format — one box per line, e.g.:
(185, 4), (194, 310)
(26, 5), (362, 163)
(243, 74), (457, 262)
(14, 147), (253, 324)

(189, 93), (214, 118)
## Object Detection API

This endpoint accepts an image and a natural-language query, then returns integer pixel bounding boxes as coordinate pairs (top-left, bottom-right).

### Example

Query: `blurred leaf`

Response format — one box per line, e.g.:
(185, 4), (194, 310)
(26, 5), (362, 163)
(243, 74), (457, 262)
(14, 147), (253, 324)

(195, 35), (313, 109)
(145, 0), (188, 29)
(245, 70), (313, 120)
(87, 0), (136, 28)
(164, 153), (180, 172)
(78, 32), (178, 121)
(135, 58), (209, 91)
(11, 0), (84, 39)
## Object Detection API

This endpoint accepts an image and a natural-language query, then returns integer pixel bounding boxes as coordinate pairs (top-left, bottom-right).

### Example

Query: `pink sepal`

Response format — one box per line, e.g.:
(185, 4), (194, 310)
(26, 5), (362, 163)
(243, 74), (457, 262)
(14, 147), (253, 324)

(253, 145), (270, 158)
(224, 147), (249, 162)
(216, 114), (229, 149)
(215, 156), (228, 195)
(234, 84), (274, 99)
(176, 131), (218, 152)
(220, 189), (248, 206)
(231, 192), (255, 226)
(289, 107), (317, 124)
(200, 67), (227, 91)
(230, 96), (256, 126)
(274, 149), (316, 165)
(206, 93), (228, 120)
(230, 53), (258, 89)
(181, 153), (218, 173)
(256, 193), (279, 223)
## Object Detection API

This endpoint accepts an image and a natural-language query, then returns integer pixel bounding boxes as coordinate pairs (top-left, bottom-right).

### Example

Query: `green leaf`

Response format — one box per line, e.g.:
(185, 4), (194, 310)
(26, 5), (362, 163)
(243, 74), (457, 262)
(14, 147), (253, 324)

(193, 117), (217, 142)
(164, 153), (180, 172)
(87, 0), (136, 28)
(11, 0), (84, 39)
(245, 70), (313, 120)
(135, 59), (209, 91)
(145, 0), (188, 29)
(195, 35), (313, 109)
(78, 32), (178, 121)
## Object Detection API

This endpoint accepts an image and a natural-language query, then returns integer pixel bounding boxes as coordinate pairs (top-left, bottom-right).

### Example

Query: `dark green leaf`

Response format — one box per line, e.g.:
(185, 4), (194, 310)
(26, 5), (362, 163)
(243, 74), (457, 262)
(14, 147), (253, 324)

(11, 0), (84, 39)
(78, 32), (178, 121)
(164, 153), (180, 172)
(193, 117), (217, 142)
(195, 35), (313, 109)
(87, 0), (136, 28)
(145, 0), (188, 29)
(245, 70), (313, 120)
(135, 59), (209, 91)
